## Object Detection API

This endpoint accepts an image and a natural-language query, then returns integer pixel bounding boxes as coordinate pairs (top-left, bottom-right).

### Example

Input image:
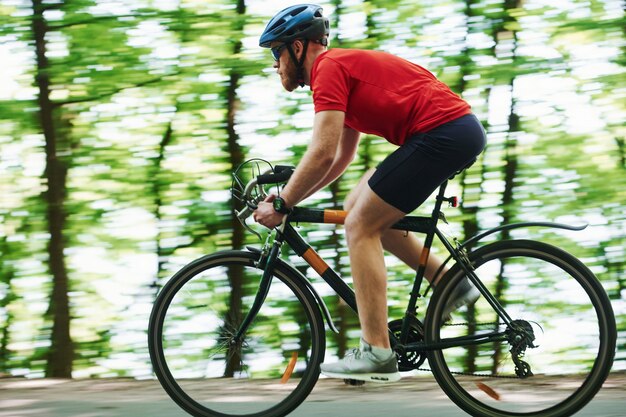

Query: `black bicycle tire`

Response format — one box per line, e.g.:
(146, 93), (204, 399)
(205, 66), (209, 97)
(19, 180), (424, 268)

(424, 239), (616, 417)
(148, 249), (326, 417)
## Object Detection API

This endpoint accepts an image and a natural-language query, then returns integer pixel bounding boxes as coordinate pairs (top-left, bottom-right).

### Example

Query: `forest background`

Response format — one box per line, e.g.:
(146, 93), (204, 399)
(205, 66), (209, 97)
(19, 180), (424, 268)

(0, 0), (624, 379)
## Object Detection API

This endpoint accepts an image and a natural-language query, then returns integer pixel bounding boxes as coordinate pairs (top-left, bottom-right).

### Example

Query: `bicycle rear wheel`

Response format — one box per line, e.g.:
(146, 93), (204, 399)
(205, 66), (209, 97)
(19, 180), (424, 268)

(148, 250), (325, 417)
(425, 239), (616, 417)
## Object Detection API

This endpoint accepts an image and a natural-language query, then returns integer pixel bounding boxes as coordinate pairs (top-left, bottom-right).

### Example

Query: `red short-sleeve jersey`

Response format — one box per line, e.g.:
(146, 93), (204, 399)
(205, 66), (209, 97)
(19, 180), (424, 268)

(310, 49), (471, 145)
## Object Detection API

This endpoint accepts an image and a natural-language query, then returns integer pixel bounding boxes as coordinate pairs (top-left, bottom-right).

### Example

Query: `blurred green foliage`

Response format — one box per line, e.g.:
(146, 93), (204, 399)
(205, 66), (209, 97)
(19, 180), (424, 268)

(0, 0), (624, 378)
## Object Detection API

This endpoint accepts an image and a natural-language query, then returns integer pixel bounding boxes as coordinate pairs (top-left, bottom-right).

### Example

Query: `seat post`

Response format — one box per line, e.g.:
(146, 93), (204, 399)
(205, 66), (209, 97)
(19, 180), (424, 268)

(433, 180), (449, 212)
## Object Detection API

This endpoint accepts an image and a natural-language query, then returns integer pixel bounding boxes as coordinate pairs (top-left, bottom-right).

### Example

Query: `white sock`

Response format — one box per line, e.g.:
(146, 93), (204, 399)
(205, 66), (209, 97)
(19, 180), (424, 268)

(361, 338), (394, 361)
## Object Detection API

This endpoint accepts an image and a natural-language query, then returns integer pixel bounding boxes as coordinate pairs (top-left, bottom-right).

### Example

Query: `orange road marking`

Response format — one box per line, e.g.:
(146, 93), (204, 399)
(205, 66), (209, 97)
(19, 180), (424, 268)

(475, 382), (501, 401)
(281, 352), (298, 384)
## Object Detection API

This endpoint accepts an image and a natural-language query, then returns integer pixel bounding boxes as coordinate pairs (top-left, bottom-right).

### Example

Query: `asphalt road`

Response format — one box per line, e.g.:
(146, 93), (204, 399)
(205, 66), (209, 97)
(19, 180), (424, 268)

(1, 372), (625, 417)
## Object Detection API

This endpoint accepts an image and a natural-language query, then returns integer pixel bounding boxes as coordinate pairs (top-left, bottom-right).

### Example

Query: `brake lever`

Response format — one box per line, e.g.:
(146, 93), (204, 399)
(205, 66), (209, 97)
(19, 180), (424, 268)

(242, 218), (262, 241)
(235, 191), (270, 241)
(235, 206), (263, 241)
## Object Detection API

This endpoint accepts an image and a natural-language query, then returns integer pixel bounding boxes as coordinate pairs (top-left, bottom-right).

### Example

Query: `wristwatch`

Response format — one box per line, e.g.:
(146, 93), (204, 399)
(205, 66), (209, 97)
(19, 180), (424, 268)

(273, 196), (292, 214)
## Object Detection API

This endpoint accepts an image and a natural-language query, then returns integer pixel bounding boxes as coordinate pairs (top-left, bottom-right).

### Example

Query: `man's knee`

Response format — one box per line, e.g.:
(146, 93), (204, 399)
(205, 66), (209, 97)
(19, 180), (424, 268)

(344, 212), (364, 244)
(344, 210), (380, 245)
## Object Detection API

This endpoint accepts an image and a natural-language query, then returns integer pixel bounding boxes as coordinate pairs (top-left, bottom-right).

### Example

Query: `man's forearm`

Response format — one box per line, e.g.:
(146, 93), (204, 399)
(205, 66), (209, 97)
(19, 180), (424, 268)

(280, 149), (333, 206)
(299, 149), (355, 202)
(297, 126), (359, 203)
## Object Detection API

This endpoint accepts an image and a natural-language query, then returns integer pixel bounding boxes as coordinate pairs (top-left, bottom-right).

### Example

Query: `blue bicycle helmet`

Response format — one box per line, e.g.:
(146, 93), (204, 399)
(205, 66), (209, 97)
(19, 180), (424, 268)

(259, 4), (329, 48)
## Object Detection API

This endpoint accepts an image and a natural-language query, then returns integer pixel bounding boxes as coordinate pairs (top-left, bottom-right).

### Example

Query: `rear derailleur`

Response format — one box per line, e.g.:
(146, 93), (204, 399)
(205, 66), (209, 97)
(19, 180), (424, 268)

(506, 319), (537, 379)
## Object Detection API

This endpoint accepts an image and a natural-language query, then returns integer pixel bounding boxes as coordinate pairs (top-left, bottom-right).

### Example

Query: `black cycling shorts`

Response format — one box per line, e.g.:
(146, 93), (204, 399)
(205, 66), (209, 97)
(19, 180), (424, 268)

(368, 113), (486, 213)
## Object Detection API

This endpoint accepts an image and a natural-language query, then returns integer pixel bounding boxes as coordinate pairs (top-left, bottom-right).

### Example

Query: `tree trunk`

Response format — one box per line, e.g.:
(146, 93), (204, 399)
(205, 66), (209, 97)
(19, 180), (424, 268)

(224, 0), (246, 376)
(0, 238), (16, 375)
(151, 122), (174, 294)
(32, 0), (73, 378)
(490, 0), (522, 374)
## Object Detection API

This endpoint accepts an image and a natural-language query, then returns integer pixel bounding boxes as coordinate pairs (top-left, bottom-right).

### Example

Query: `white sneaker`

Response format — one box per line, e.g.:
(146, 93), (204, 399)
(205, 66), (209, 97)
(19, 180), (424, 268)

(320, 339), (401, 383)
(442, 277), (480, 320)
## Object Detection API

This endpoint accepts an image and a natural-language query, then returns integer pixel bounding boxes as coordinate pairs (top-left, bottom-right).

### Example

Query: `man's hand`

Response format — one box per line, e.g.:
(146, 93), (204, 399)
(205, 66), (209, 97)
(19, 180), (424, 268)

(253, 194), (285, 229)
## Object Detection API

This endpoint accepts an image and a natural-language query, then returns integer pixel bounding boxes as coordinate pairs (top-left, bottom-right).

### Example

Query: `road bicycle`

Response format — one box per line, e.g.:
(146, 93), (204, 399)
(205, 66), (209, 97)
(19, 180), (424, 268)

(148, 160), (616, 417)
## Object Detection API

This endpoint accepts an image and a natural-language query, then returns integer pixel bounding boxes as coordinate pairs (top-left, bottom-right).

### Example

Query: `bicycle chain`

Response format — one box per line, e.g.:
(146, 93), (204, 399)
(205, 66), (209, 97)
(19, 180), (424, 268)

(415, 320), (522, 379)
(443, 321), (504, 327)
(416, 366), (522, 379)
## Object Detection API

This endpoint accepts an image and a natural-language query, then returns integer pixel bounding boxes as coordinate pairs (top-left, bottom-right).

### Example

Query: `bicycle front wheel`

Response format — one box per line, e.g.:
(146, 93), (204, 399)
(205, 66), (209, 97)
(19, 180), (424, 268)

(148, 250), (325, 417)
(425, 239), (616, 417)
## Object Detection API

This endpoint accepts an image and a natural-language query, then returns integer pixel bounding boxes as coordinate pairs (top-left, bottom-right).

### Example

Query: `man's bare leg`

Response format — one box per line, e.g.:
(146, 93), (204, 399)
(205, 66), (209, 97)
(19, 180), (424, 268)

(345, 169), (447, 284)
(343, 186), (407, 348)
(320, 175), (471, 382)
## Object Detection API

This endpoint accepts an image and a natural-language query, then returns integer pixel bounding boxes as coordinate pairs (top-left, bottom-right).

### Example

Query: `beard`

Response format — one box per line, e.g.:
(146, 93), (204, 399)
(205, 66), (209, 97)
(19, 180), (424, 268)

(280, 58), (300, 92)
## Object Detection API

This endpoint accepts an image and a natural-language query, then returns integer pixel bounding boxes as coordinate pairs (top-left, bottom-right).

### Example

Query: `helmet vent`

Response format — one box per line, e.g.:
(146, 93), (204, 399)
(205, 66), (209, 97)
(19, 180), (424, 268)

(290, 6), (307, 16)
(268, 18), (286, 32)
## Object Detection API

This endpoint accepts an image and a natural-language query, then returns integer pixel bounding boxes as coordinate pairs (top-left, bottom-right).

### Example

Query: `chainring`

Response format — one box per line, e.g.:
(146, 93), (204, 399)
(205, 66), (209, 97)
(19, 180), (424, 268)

(389, 317), (427, 371)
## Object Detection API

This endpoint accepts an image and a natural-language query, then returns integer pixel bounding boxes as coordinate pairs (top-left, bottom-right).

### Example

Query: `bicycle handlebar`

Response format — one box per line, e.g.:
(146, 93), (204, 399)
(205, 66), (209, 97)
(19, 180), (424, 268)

(256, 165), (295, 185)
(234, 165), (295, 233)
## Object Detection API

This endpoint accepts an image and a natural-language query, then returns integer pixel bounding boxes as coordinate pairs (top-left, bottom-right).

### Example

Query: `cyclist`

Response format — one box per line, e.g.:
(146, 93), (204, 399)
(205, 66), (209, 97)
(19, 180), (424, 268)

(254, 4), (486, 383)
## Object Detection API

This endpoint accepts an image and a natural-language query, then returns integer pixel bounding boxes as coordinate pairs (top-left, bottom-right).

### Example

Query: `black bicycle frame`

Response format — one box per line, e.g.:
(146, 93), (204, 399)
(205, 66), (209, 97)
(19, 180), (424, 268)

(235, 177), (586, 353)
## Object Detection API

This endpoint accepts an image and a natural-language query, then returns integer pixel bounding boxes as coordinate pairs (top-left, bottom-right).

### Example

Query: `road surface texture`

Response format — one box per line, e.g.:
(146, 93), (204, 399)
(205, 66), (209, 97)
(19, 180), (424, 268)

(1, 372), (625, 417)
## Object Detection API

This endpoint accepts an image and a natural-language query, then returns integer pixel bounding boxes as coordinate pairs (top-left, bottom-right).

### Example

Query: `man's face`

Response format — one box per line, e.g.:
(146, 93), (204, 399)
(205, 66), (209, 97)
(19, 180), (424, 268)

(271, 42), (299, 92)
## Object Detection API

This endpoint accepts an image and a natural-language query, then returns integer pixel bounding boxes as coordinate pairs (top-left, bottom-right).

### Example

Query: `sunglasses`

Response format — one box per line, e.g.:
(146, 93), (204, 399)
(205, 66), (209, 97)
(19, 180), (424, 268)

(271, 43), (289, 61)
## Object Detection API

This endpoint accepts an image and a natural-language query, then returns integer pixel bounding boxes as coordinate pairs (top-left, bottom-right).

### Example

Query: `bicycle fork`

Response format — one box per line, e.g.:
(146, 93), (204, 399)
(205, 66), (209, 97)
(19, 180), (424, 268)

(232, 231), (285, 343)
